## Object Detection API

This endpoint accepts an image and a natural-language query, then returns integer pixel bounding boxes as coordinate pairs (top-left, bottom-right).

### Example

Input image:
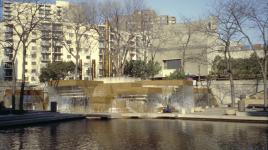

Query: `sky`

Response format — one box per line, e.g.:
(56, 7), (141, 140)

(0, 0), (214, 22)
(145, 0), (215, 22)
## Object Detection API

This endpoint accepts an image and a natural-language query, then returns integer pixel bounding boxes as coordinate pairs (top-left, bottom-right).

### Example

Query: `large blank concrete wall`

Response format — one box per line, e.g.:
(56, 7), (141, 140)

(198, 80), (263, 105)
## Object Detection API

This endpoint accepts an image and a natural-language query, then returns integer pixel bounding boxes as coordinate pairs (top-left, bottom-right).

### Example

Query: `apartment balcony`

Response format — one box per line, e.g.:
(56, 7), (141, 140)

(4, 43), (13, 48)
(44, 17), (52, 21)
(54, 58), (63, 62)
(41, 50), (50, 54)
(3, 56), (13, 62)
(4, 49), (13, 56)
(52, 27), (63, 32)
(4, 9), (12, 14)
(40, 27), (51, 31)
(5, 29), (13, 33)
(52, 33), (63, 39)
(4, 62), (12, 69)
(41, 42), (51, 47)
(53, 42), (62, 47)
(41, 58), (50, 62)
(3, 14), (12, 20)
(3, 5), (11, 9)
(5, 36), (13, 42)
(4, 70), (12, 77)
(53, 50), (62, 54)
(99, 44), (105, 49)
(99, 37), (105, 42)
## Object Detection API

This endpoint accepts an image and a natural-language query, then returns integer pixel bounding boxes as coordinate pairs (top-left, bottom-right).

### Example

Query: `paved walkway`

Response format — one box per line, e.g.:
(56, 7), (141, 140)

(0, 111), (85, 128)
(118, 108), (268, 123)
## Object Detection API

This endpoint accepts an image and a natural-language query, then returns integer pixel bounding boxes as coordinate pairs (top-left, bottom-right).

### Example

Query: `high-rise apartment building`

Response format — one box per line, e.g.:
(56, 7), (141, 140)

(98, 21), (144, 77)
(0, 0), (99, 84)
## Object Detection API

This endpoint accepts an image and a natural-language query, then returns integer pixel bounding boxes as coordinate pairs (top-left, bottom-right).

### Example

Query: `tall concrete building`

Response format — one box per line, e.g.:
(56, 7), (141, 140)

(0, 0), (100, 84)
(151, 18), (217, 78)
(121, 9), (176, 32)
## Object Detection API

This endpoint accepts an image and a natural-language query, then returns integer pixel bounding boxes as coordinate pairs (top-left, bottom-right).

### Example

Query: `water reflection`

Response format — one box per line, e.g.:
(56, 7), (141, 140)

(0, 120), (267, 150)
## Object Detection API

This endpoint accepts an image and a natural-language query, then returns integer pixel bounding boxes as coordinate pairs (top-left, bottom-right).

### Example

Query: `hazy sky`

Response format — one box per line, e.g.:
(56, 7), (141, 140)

(145, 0), (215, 22)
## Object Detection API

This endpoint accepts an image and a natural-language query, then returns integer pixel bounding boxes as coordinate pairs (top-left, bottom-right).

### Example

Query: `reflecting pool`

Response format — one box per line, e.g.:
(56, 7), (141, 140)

(0, 119), (267, 150)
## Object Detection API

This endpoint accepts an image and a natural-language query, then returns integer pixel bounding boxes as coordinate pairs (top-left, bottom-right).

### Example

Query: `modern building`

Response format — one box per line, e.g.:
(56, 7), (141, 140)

(151, 17), (264, 79)
(120, 9), (176, 32)
(157, 15), (176, 25)
(0, 0), (99, 84)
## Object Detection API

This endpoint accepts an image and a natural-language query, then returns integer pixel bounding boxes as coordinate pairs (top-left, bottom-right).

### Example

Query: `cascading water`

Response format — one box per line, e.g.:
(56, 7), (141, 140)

(147, 85), (194, 113)
(47, 86), (90, 114)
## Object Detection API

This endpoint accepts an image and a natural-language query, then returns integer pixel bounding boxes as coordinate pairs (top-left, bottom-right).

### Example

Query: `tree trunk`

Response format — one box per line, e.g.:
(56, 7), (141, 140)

(75, 56), (78, 80)
(225, 42), (235, 107)
(229, 72), (235, 107)
(182, 50), (186, 72)
(74, 42), (80, 80)
(11, 61), (16, 110)
(19, 46), (27, 111)
(263, 57), (268, 110)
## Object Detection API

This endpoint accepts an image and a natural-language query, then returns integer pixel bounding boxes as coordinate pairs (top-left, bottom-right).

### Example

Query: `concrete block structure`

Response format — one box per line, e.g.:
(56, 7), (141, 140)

(48, 80), (194, 113)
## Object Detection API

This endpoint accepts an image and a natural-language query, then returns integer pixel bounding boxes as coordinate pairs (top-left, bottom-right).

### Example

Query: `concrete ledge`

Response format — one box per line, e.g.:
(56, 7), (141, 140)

(116, 113), (268, 123)
(0, 112), (86, 128)
(177, 114), (268, 123)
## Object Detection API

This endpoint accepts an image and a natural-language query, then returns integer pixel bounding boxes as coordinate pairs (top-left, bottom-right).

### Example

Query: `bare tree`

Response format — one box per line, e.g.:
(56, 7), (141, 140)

(174, 18), (197, 72)
(61, 1), (99, 80)
(207, 1), (241, 107)
(225, 0), (268, 110)
(99, 0), (146, 76)
(1, 0), (44, 110)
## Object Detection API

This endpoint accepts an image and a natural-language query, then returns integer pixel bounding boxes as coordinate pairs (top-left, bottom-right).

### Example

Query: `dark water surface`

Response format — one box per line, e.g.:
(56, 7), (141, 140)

(0, 119), (267, 150)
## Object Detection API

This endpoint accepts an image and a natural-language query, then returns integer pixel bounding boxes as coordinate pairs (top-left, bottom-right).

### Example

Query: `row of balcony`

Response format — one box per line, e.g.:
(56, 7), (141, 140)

(41, 58), (62, 62)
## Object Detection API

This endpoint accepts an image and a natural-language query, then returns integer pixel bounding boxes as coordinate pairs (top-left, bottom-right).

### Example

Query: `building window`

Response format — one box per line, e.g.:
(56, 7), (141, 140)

(31, 77), (35, 81)
(69, 33), (74, 37)
(163, 59), (181, 69)
(32, 62), (36, 65)
(86, 55), (90, 59)
(31, 69), (36, 73)
(67, 55), (71, 59)
(25, 69), (28, 73)
(31, 54), (37, 58)
(86, 69), (90, 75)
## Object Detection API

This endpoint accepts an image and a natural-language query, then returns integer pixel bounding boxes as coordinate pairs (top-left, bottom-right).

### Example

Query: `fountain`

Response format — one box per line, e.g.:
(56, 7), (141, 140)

(47, 80), (195, 114)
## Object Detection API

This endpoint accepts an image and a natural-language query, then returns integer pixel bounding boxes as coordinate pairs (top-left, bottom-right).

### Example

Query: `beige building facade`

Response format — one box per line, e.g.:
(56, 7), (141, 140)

(0, 0), (100, 84)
